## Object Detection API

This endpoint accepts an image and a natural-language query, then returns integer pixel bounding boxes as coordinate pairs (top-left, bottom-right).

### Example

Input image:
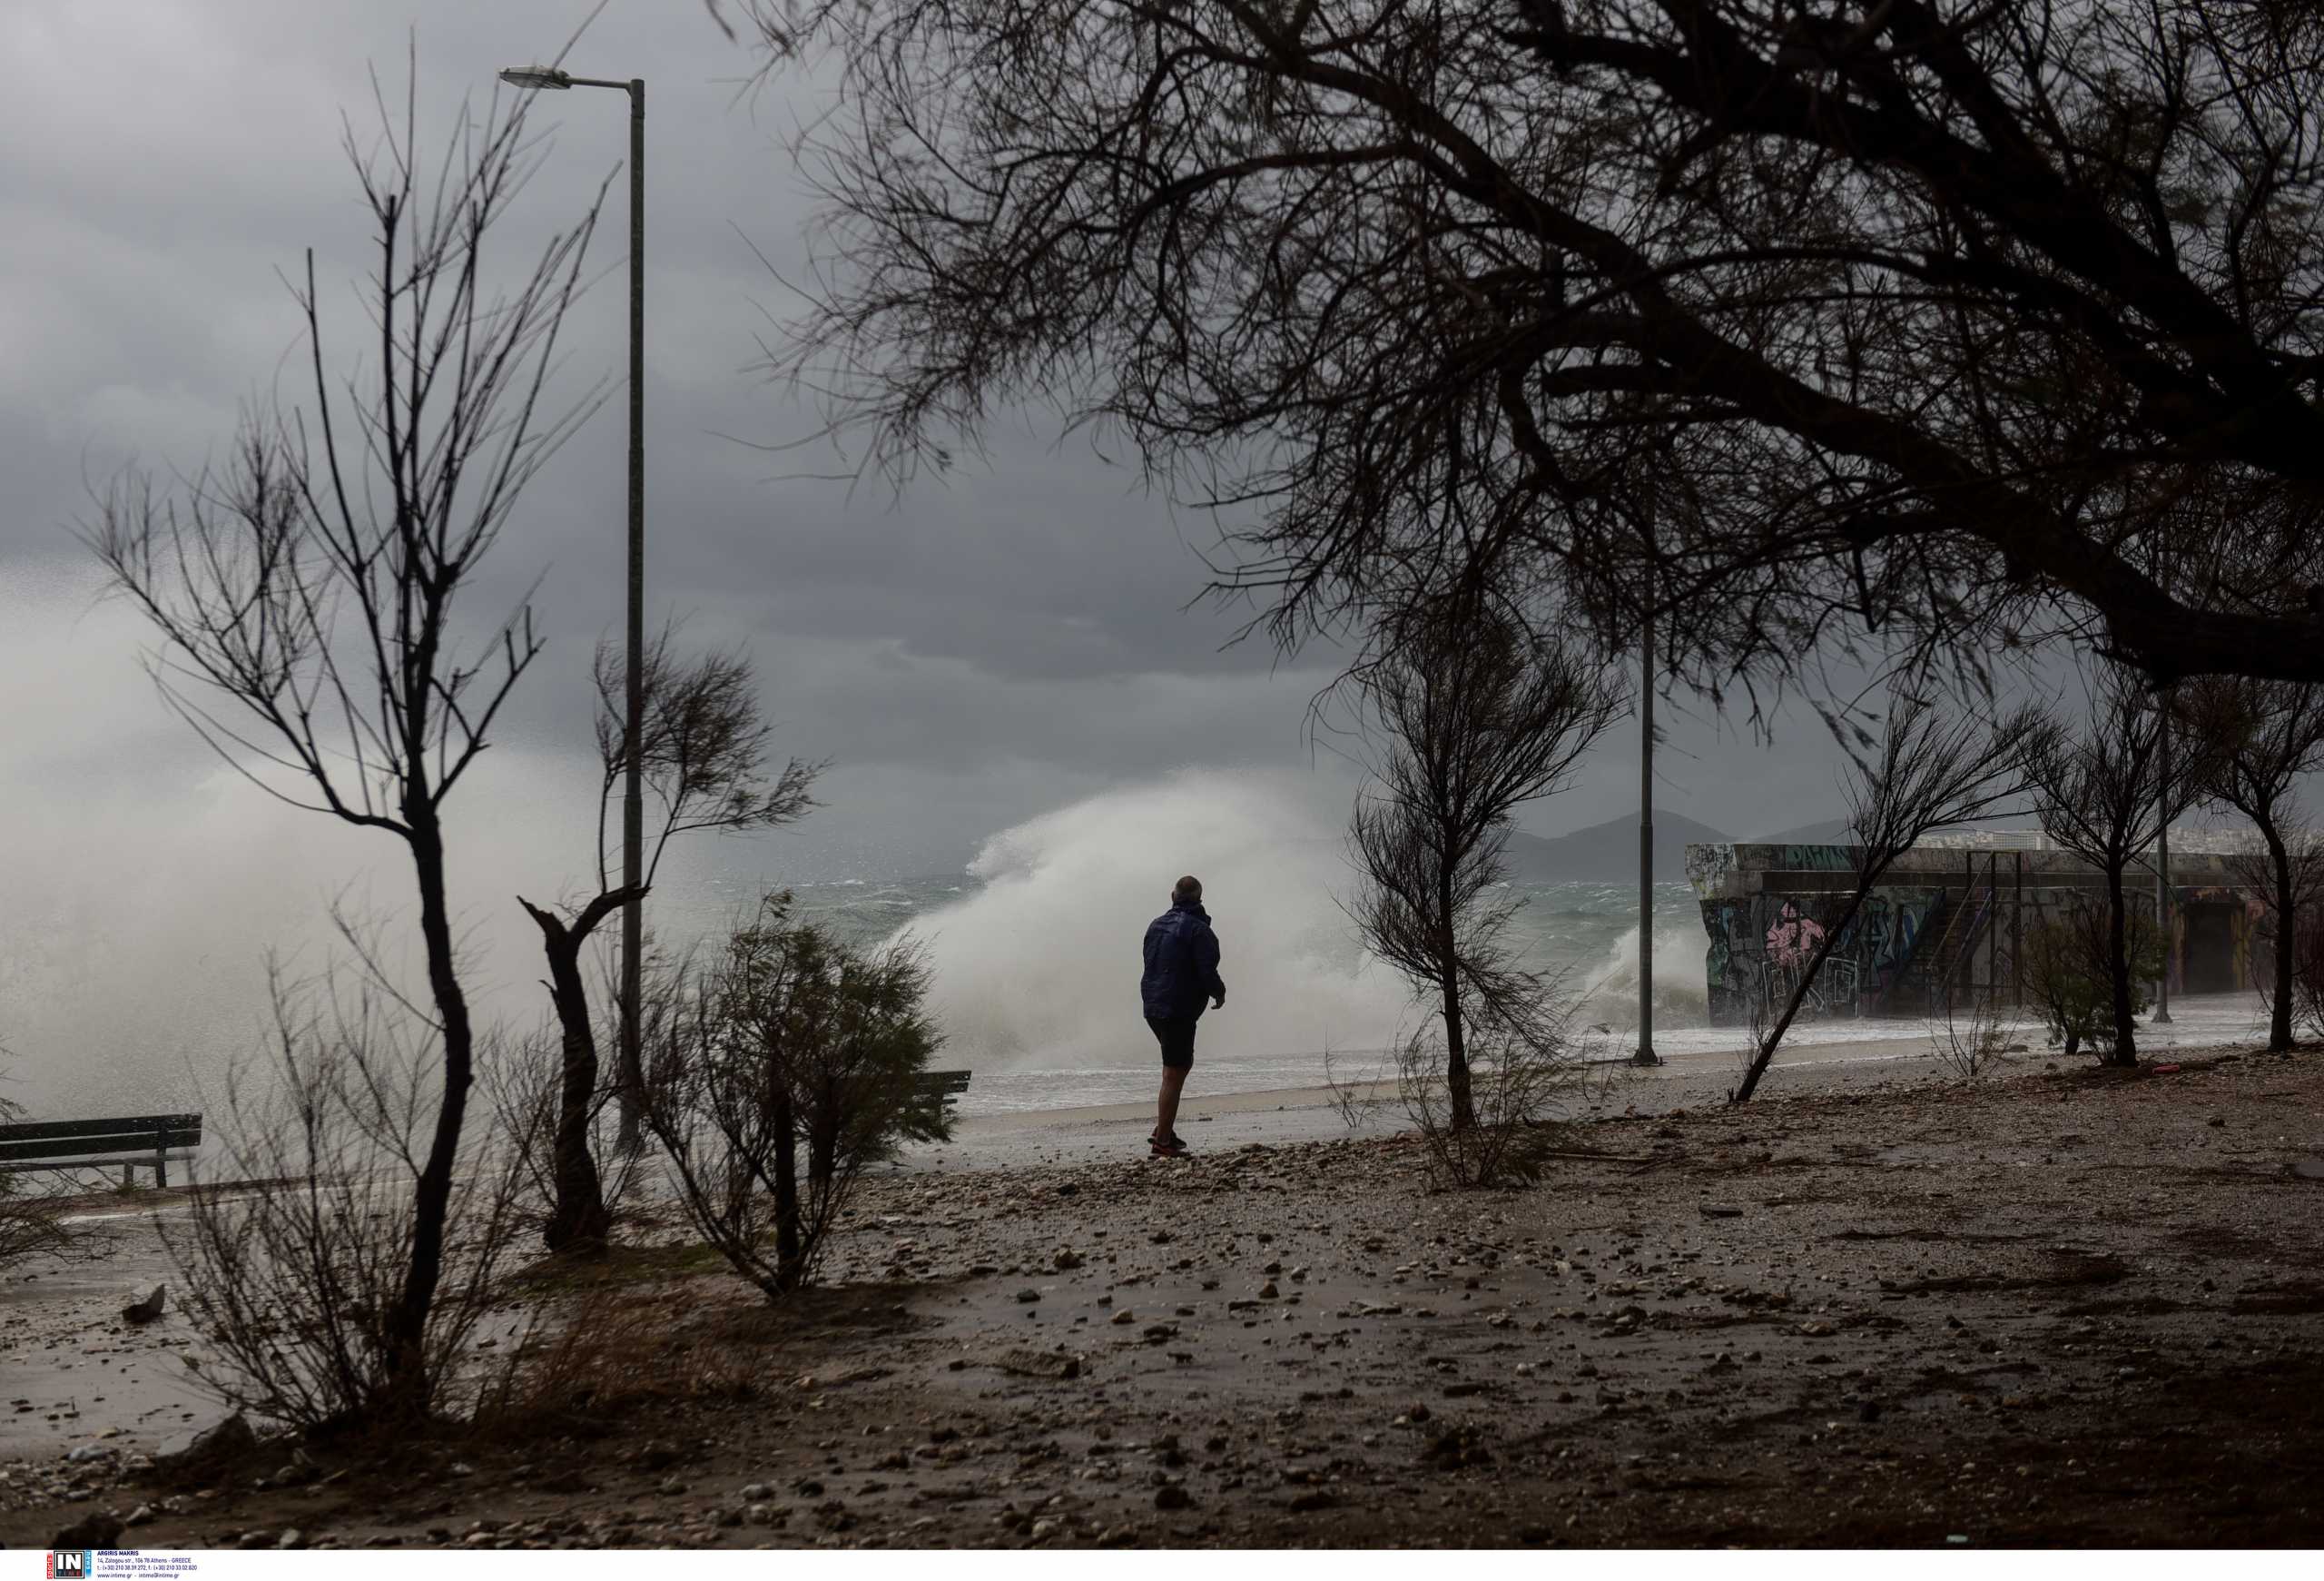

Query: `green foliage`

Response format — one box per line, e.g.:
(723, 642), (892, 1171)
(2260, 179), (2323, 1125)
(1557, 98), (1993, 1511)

(646, 892), (948, 1296)
(2023, 909), (2162, 1060)
(724, 894), (950, 1171)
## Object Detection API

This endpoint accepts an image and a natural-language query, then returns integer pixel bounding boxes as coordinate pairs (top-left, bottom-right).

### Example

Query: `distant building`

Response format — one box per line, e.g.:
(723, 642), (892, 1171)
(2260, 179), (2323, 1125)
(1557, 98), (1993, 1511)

(1684, 838), (2259, 1025)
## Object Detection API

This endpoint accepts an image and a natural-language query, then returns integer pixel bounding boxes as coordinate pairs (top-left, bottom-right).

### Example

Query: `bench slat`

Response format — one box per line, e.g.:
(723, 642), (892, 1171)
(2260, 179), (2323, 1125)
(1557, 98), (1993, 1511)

(0, 1129), (203, 1163)
(0, 1150), (198, 1175)
(0, 1115), (202, 1145)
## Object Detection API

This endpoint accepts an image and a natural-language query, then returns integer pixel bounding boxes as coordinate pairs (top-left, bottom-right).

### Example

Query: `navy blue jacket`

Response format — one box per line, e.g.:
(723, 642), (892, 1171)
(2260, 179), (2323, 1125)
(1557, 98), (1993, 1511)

(1141, 901), (1226, 1021)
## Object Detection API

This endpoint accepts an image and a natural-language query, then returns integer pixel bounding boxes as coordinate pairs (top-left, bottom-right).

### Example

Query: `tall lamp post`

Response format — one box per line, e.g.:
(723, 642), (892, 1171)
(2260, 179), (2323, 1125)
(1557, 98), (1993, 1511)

(500, 64), (650, 1142)
(1635, 606), (1661, 1066)
(2155, 696), (2173, 1024)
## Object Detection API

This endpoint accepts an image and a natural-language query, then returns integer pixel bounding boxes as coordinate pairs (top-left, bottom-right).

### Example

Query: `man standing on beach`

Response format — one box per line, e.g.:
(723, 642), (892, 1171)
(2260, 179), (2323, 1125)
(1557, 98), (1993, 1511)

(1141, 874), (1226, 1158)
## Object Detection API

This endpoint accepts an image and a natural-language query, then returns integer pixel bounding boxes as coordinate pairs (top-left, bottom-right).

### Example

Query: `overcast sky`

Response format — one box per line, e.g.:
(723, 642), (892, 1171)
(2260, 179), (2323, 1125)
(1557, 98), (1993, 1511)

(0, 3), (1891, 1106)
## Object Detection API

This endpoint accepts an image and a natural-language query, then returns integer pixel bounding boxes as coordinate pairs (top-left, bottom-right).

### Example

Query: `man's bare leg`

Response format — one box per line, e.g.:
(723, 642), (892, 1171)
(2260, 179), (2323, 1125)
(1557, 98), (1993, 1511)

(1156, 1066), (1189, 1143)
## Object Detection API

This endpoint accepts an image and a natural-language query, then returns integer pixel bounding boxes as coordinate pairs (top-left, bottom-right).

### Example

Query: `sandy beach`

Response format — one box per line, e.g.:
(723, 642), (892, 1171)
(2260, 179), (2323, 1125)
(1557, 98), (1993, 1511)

(5, 1013), (2321, 1549)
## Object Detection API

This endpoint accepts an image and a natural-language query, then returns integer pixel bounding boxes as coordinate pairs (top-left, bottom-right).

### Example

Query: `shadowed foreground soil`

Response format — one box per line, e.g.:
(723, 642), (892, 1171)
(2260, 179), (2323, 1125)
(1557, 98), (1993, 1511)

(5, 1047), (2321, 1548)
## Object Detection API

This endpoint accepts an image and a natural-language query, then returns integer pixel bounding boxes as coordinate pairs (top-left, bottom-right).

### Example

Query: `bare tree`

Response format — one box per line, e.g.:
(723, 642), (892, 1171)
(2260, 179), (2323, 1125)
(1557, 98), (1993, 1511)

(1731, 698), (2055, 1102)
(2030, 667), (2213, 1066)
(1348, 598), (1620, 1131)
(2178, 677), (2324, 1051)
(88, 76), (602, 1419)
(518, 628), (820, 1253)
(643, 894), (946, 1297)
(728, 0), (2324, 711)
(163, 963), (536, 1432)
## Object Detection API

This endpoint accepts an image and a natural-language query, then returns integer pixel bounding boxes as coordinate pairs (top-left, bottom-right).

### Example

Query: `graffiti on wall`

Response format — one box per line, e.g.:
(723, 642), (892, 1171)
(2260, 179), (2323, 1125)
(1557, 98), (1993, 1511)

(1701, 887), (1943, 1025)
(1766, 844), (1856, 873)
(1703, 877), (2264, 1023)
(1765, 903), (1826, 968)
(1685, 843), (1737, 899)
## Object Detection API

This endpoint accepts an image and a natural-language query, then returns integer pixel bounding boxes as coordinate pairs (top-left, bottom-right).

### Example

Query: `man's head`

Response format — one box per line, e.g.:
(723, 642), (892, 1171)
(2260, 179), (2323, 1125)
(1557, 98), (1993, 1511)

(1171, 874), (1203, 906)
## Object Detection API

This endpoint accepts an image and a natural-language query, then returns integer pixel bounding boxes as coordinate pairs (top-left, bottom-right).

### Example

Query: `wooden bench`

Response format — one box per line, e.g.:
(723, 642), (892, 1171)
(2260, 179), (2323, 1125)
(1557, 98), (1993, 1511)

(904, 1069), (972, 1132)
(0, 1113), (202, 1189)
(912, 1069), (972, 1104)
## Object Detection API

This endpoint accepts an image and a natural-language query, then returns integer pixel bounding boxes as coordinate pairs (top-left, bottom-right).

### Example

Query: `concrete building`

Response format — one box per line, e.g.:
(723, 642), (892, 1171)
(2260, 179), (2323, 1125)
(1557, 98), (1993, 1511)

(1684, 836), (2259, 1026)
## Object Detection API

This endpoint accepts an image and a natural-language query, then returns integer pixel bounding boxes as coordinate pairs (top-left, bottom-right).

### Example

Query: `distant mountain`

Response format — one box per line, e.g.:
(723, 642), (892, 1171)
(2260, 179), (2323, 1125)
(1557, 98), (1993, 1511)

(1751, 816), (1851, 845)
(1505, 808), (1734, 884)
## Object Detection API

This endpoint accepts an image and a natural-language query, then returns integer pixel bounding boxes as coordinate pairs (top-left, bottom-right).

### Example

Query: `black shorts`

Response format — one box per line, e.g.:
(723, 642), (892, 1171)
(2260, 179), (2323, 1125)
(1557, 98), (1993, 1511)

(1146, 1014), (1197, 1071)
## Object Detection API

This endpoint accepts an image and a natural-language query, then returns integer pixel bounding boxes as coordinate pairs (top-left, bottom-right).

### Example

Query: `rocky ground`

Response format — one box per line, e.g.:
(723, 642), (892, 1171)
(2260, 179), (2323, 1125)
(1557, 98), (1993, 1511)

(5, 1044), (2323, 1549)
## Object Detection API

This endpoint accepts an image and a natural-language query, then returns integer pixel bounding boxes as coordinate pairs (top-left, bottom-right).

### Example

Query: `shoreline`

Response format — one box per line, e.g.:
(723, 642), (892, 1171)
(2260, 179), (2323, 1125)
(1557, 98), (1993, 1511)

(919, 1016), (2255, 1171)
(945, 989), (2269, 1124)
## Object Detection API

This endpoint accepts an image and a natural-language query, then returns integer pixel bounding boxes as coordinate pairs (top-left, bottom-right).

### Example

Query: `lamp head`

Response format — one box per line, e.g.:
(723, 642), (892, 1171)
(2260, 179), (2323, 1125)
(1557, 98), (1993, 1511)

(498, 65), (572, 90)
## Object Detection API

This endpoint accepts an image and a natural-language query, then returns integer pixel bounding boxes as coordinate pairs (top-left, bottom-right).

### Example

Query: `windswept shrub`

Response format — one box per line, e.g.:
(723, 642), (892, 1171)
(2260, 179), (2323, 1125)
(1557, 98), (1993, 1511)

(2293, 904), (2324, 1042)
(1928, 987), (2013, 1082)
(162, 968), (536, 1435)
(2024, 910), (2162, 1063)
(645, 894), (947, 1296)
(0, 1063), (86, 1272)
(1395, 1017), (1577, 1190)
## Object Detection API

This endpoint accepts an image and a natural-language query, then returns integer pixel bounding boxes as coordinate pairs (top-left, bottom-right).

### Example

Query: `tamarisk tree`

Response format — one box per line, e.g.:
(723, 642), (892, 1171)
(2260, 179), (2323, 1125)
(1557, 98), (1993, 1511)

(2031, 667), (2216, 1066)
(518, 630), (819, 1252)
(2178, 677), (2324, 1052)
(1730, 698), (2055, 1102)
(730, 0), (2324, 702)
(1348, 598), (1620, 1131)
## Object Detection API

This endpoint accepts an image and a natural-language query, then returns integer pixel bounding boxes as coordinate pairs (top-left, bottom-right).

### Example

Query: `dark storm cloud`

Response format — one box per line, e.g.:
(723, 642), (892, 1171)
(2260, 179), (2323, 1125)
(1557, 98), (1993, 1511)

(1, 0), (1884, 883)
(1, 4), (2108, 1122)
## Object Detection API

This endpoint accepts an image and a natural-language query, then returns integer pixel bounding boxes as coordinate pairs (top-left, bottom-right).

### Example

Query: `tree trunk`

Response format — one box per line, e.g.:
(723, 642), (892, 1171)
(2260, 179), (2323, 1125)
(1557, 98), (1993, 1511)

(385, 809), (474, 1418)
(1437, 864), (1475, 1131)
(2260, 819), (2296, 1053)
(807, 1077), (838, 1186)
(2063, 1024), (2081, 1061)
(1733, 884), (1871, 1104)
(2103, 864), (2139, 1066)
(1442, 962), (1475, 1131)
(773, 1090), (803, 1292)
(519, 892), (635, 1256)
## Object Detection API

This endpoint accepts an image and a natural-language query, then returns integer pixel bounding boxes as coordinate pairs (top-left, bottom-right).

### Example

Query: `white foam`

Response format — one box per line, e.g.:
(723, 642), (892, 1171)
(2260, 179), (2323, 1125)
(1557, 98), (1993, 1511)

(1572, 922), (1713, 1028)
(891, 769), (1410, 1073)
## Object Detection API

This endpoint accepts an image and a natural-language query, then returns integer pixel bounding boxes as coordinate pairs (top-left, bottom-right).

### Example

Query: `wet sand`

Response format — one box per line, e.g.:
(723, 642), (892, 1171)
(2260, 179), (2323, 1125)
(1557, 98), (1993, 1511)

(2, 1013), (2239, 1463)
(7, 1037), (2321, 1548)
(919, 1022), (2171, 1171)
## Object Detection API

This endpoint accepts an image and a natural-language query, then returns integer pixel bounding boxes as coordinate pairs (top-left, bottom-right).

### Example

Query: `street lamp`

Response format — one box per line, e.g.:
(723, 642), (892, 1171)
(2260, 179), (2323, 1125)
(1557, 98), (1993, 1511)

(1634, 604), (1660, 1066)
(501, 64), (652, 1145)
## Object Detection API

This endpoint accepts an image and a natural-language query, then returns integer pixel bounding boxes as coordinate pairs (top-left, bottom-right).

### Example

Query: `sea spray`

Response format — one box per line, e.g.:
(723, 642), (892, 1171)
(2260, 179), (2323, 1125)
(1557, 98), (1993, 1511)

(0, 591), (621, 1122)
(1572, 922), (1715, 1030)
(890, 769), (1411, 1074)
